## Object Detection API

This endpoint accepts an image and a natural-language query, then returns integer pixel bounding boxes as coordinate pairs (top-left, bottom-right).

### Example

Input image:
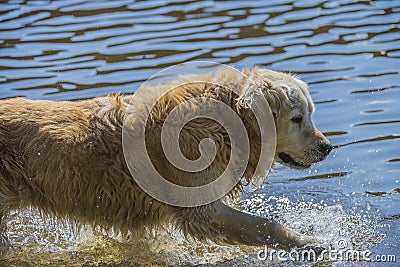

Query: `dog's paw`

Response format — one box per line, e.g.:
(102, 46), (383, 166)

(295, 234), (328, 249)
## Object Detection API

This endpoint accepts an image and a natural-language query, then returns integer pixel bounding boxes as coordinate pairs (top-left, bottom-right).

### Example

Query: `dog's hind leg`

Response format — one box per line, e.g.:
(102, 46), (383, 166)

(0, 153), (21, 256)
(0, 177), (10, 256)
(0, 205), (9, 257)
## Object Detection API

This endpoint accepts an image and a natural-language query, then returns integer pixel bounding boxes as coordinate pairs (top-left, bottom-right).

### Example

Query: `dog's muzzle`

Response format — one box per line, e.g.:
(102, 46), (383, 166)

(278, 152), (311, 168)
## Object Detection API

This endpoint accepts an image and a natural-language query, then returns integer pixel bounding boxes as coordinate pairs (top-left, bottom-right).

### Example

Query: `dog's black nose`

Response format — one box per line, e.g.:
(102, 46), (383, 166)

(319, 143), (333, 155)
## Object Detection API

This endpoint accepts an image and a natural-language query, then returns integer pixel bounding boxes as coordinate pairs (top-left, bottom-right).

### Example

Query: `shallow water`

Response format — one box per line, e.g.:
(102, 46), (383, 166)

(0, 0), (399, 266)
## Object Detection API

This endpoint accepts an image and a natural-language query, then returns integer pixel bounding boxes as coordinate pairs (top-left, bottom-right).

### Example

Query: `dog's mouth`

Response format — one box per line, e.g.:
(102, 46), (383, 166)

(278, 152), (311, 169)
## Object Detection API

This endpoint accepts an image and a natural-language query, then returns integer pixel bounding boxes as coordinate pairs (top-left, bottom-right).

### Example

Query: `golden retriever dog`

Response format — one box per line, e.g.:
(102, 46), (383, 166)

(0, 67), (332, 252)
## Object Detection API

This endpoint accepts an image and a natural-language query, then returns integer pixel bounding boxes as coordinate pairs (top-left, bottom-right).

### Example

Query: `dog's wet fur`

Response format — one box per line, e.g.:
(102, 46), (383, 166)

(0, 67), (331, 252)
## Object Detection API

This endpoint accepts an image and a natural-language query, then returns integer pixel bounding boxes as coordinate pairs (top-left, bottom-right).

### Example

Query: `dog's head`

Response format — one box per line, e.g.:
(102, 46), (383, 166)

(247, 68), (332, 169)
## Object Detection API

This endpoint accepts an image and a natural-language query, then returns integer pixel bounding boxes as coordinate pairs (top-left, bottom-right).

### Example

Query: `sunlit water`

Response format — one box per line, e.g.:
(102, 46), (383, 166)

(0, 0), (399, 266)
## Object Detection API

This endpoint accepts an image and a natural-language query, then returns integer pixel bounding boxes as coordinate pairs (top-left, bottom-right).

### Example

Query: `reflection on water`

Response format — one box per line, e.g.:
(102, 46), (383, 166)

(0, 0), (399, 266)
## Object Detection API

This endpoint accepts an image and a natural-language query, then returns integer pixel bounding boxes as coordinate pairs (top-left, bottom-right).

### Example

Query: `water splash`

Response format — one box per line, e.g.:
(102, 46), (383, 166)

(239, 194), (386, 253)
(2, 197), (386, 266)
(3, 208), (256, 265)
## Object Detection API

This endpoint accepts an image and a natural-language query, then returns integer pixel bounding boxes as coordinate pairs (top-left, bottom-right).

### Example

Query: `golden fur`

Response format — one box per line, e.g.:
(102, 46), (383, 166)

(0, 67), (331, 251)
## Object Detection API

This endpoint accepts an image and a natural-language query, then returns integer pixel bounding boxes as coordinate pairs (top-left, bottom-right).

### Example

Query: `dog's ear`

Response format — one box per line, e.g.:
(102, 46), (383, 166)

(265, 90), (280, 117)
(264, 86), (289, 120)
(237, 81), (288, 120)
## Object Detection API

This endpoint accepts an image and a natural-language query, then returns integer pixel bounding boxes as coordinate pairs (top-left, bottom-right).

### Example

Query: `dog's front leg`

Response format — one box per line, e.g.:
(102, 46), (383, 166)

(209, 201), (319, 250)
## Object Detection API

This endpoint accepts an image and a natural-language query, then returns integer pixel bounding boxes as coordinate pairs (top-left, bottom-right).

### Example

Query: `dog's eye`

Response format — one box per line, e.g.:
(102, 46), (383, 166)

(291, 115), (303, 123)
